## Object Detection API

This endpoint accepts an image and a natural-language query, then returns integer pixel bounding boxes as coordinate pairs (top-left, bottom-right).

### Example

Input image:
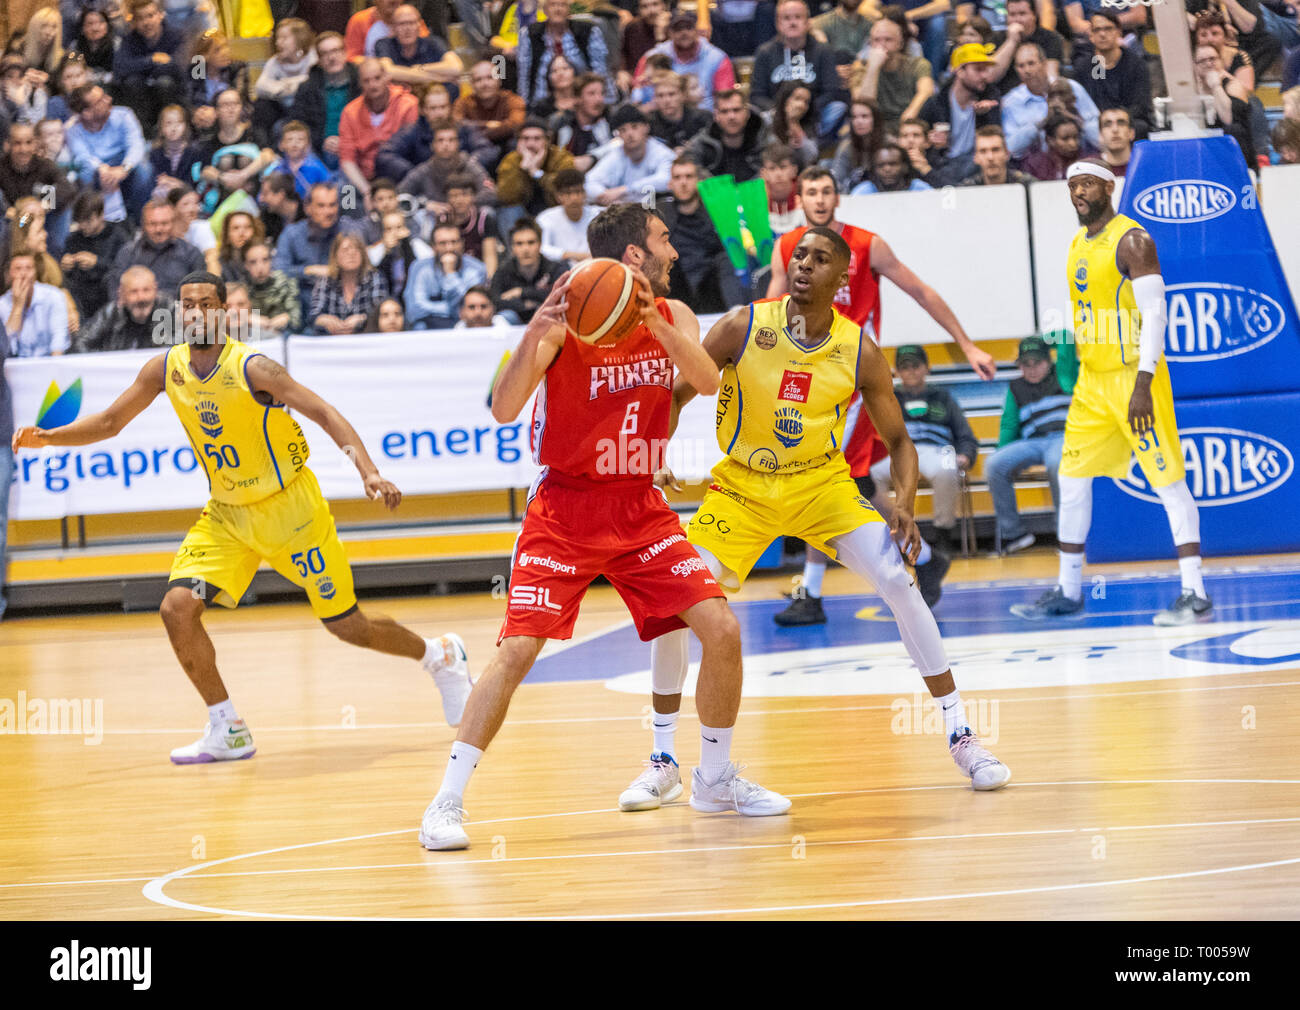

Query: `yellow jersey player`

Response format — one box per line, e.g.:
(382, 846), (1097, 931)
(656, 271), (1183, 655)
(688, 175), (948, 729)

(618, 228), (1011, 812)
(11, 272), (473, 763)
(1011, 160), (1213, 626)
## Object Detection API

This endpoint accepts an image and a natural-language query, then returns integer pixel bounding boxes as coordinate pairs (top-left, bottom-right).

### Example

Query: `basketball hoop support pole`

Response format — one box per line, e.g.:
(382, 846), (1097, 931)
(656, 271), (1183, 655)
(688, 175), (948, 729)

(1148, 0), (1210, 135)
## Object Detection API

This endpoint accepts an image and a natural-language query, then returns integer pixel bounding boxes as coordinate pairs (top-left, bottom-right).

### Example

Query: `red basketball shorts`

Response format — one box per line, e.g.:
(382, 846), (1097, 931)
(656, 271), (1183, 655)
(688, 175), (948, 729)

(499, 471), (724, 644)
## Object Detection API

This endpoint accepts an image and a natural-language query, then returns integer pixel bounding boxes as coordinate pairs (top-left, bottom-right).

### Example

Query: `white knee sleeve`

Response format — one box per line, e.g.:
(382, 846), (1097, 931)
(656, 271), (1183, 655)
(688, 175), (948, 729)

(1154, 479), (1201, 546)
(829, 523), (950, 678)
(1057, 474), (1093, 546)
(649, 546), (727, 695)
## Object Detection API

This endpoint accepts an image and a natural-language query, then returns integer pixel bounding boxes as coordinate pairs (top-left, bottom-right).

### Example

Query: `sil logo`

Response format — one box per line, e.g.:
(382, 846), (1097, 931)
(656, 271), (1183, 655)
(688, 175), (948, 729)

(773, 407), (804, 449)
(35, 379), (82, 429)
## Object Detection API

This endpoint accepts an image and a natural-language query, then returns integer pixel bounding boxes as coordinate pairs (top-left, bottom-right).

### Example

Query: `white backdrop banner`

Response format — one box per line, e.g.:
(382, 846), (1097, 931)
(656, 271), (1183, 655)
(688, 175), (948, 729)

(838, 186), (1037, 345)
(4, 331), (727, 521)
(5, 342), (286, 521)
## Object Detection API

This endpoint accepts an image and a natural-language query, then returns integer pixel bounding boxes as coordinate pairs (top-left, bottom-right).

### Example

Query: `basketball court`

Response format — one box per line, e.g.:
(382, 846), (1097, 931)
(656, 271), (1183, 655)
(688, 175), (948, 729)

(4, 550), (1298, 921)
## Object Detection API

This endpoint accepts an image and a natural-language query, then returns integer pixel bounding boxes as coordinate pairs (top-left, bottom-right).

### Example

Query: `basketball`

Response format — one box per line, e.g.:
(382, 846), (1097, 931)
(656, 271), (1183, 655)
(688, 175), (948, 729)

(564, 258), (645, 346)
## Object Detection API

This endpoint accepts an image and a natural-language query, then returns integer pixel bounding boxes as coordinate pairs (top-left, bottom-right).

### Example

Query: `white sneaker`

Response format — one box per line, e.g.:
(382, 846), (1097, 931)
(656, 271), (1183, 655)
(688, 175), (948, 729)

(689, 763), (791, 816)
(170, 720), (256, 764)
(1001, 532), (1036, 556)
(619, 754), (683, 811)
(423, 634), (472, 727)
(418, 795), (470, 850)
(949, 729), (1011, 790)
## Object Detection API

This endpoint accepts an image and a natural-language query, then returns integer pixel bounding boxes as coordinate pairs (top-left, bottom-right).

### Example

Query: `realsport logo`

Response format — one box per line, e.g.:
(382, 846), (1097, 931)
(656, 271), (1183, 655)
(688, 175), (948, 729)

(1114, 427), (1293, 506)
(1165, 282), (1287, 362)
(1132, 179), (1236, 224)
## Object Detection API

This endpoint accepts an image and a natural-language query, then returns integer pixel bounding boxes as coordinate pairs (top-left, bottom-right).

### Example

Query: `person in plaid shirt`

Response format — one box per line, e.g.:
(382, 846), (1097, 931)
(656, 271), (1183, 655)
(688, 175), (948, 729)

(308, 233), (389, 335)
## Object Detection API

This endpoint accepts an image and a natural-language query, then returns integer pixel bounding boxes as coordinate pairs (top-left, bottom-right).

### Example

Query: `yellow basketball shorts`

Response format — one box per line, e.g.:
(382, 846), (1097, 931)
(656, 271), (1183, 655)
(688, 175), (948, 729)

(1059, 360), (1185, 489)
(687, 455), (884, 592)
(168, 467), (358, 621)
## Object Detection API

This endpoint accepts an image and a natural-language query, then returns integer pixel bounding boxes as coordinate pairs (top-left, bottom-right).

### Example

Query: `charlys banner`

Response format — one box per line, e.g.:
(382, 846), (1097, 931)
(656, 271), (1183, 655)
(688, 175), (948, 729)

(1119, 136), (1300, 397)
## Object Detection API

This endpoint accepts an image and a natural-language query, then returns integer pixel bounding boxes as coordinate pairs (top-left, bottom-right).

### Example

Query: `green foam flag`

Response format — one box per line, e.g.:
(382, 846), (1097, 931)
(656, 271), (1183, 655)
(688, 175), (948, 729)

(697, 174), (748, 280)
(737, 178), (775, 268)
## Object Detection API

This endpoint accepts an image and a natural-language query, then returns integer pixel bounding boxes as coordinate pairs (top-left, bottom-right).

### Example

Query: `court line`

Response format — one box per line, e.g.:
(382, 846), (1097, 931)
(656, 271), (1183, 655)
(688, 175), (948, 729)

(81, 676), (1300, 736)
(138, 777), (1300, 919)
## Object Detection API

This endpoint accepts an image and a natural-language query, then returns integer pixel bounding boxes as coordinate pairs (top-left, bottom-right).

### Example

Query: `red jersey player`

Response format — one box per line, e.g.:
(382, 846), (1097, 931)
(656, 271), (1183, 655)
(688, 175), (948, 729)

(766, 167), (996, 623)
(418, 205), (792, 851)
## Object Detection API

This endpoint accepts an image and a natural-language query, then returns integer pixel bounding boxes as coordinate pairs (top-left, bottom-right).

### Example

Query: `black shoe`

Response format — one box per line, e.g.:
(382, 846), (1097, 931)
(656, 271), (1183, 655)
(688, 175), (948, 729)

(1009, 585), (1085, 620)
(914, 549), (952, 608)
(1152, 590), (1213, 626)
(931, 527), (957, 553)
(773, 593), (827, 626)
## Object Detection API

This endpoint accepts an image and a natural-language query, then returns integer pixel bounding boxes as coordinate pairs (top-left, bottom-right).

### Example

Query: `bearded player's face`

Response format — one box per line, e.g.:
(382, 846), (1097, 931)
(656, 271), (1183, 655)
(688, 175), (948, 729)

(1068, 174), (1111, 225)
(639, 215), (677, 297)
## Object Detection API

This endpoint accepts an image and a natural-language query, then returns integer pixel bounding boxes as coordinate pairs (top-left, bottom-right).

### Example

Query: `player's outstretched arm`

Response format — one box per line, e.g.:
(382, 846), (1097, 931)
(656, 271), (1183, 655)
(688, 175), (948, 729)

(246, 355), (402, 511)
(490, 271), (571, 423)
(870, 237), (997, 381)
(857, 339), (924, 563)
(11, 354), (166, 451)
(636, 279), (717, 396)
(766, 248), (790, 299)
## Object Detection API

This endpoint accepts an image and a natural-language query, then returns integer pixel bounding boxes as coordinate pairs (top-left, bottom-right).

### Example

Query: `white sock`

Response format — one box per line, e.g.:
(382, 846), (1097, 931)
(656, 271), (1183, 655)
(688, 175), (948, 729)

(1059, 552), (1084, 600)
(436, 740), (483, 804)
(208, 700), (238, 726)
(916, 539), (932, 566)
(801, 559), (826, 598)
(699, 724), (733, 784)
(1179, 556), (1206, 597)
(935, 689), (969, 742)
(652, 709), (678, 760)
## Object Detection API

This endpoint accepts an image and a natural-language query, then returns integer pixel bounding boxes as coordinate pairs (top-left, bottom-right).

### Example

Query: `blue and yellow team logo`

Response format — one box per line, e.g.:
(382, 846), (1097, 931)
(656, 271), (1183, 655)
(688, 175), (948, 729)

(1072, 257), (1088, 293)
(196, 399), (223, 438)
(773, 407), (804, 449)
(36, 379), (82, 429)
(316, 575), (336, 600)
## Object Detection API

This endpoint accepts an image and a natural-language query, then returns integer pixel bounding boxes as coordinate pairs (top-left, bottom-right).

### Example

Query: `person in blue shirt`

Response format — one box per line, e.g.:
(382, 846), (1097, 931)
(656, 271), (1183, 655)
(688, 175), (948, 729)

(273, 182), (365, 320)
(2, 252), (71, 357)
(403, 220), (487, 329)
(583, 104), (675, 206)
(849, 143), (934, 194)
(271, 120), (333, 200)
(64, 83), (155, 222)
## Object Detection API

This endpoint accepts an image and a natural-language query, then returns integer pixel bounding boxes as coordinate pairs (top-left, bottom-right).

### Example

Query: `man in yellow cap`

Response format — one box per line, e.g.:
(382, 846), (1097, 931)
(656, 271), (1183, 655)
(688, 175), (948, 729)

(919, 43), (1004, 186)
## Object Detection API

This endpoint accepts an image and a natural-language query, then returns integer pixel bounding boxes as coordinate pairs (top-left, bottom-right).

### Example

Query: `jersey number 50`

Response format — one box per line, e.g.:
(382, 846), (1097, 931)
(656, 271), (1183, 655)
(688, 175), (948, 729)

(203, 442), (241, 469)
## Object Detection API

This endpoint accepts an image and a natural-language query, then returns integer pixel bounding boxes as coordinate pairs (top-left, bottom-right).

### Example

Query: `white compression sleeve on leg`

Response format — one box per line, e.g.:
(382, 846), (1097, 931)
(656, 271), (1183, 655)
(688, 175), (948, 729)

(1132, 274), (1167, 375)
(830, 523), (950, 677)
(649, 546), (728, 695)
(1154, 479), (1201, 546)
(1057, 474), (1094, 546)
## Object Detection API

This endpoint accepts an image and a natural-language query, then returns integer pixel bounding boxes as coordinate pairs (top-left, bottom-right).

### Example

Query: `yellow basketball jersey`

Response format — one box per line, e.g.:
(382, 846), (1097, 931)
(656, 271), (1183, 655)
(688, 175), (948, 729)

(1067, 213), (1144, 372)
(165, 340), (310, 506)
(715, 297), (863, 474)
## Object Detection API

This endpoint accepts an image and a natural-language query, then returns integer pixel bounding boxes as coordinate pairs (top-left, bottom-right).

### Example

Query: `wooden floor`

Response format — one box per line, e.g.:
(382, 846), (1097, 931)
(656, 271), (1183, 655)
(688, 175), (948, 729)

(3, 550), (1299, 920)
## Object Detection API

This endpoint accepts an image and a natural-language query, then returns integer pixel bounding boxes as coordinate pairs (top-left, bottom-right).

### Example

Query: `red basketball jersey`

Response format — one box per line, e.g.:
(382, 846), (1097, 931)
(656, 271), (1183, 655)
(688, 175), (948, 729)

(777, 224), (881, 334)
(531, 299), (675, 482)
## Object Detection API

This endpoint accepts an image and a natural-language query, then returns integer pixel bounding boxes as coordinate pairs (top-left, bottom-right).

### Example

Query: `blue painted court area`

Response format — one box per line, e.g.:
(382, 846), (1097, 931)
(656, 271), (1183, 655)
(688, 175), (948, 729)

(530, 567), (1300, 696)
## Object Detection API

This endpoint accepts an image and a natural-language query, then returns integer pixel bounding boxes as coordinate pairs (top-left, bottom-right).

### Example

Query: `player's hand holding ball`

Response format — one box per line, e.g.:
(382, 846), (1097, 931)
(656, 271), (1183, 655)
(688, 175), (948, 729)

(11, 426), (48, 451)
(564, 258), (648, 346)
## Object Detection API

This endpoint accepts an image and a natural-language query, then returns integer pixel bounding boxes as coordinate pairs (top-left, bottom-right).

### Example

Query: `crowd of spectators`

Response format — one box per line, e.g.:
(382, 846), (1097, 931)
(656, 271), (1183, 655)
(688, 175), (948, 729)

(0, 0), (1291, 355)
